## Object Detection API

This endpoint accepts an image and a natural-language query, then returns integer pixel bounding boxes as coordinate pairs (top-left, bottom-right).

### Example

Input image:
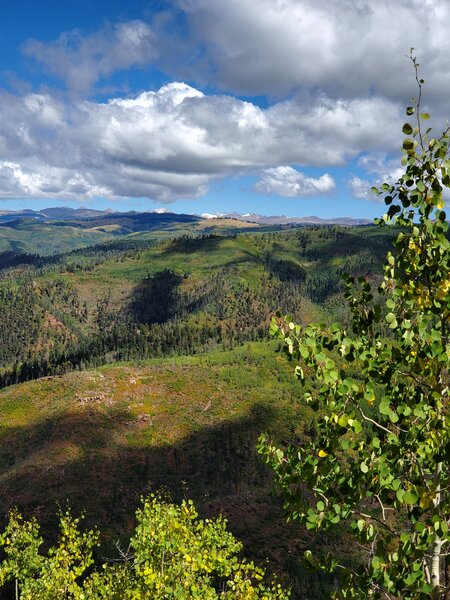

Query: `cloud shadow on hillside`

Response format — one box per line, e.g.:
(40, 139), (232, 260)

(129, 269), (185, 324)
(0, 401), (290, 550)
(0, 396), (340, 598)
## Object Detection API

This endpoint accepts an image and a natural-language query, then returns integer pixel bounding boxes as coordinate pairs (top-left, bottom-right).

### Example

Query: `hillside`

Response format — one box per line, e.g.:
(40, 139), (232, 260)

(0, 212), (264, 255)
(0, 341), (350, 598)
(0, 225), (393, 388)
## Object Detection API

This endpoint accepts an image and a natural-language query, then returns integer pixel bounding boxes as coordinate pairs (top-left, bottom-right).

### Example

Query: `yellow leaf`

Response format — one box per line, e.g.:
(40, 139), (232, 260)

(318, 449), (328, 458)
(419, 491), (436, 509)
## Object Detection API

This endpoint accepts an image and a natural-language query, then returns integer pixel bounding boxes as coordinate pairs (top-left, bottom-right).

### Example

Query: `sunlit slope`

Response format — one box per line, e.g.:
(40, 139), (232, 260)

(0, 215), (263, 255)
(0, 343), (302, 509)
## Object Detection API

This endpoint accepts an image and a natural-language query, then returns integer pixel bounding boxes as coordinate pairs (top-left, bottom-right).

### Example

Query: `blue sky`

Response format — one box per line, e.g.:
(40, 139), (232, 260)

(0, 0), (448, 218)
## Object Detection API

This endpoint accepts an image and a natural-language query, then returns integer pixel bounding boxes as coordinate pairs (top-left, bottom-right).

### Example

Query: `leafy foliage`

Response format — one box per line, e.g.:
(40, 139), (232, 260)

(0, 496), (287, 598)
(259, 55), (450, 599)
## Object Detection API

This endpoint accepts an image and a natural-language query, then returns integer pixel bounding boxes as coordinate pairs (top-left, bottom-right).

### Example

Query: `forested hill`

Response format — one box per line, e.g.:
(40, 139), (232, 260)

(0, 225), (393, 388)
(0, 211), (263, 255)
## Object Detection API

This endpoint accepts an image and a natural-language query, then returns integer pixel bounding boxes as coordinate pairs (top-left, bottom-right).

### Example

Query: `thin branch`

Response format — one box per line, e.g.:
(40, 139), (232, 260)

(359, 512), (397, 537)
(375, 494), (394, 522)
(358, 406), (393, 435)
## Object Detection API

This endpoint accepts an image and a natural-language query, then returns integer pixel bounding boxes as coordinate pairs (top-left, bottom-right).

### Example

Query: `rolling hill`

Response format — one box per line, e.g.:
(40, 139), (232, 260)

(0, 207), (372, 255)
(0, 225), (393, 387)
(0, 211), (264, 255)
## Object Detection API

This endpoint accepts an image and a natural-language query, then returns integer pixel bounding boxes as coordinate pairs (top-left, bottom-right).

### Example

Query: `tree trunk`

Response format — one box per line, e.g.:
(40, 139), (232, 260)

(431, 462), (443, 600)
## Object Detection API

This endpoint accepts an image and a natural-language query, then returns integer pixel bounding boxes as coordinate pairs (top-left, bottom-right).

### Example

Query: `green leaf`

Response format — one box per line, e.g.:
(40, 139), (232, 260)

(403, 490), (418, 505)
(371, 556), (381, 570)
(352, 419), (362, 434)
(416, 180), (425, 192)
(379, 402), (391, 415)
(402, 123), (413, 135)
(400, 532), (409, 543)
(338, 414), (348, 427)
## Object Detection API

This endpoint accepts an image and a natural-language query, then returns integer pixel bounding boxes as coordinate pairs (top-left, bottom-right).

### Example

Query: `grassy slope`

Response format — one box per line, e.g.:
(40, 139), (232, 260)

(0, 217), (263, 255)
(0, 342), (340, 597)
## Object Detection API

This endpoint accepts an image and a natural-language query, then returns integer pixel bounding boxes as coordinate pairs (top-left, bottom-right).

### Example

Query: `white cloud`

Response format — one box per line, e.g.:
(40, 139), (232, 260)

(23, 21), (157, 95)
(255, 166), (335, 197)
(168, 0), (450, 115)
(348, 176), (374, 201)
(347, 153), (405, 201)
(0, 83), (406, 203)
(357, 153), (404, 182)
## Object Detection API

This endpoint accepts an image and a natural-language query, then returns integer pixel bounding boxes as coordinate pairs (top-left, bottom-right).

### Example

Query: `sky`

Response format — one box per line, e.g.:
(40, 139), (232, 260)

(0, 0), (449, 219)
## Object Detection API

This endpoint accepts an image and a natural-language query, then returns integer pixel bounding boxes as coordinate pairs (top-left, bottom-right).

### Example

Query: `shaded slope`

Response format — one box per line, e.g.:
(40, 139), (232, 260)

(0, 342), (341, 598)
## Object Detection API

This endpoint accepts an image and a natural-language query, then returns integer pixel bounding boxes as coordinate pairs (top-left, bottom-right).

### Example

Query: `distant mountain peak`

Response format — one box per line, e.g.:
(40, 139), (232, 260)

(152, 208), (174, 214)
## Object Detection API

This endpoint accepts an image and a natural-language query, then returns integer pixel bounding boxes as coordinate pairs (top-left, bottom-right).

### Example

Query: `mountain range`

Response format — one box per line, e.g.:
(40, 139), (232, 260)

(0, 206), (370, 226)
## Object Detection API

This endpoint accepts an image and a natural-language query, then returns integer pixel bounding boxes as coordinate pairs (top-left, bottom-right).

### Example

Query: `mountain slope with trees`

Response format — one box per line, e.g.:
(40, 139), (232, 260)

(0, 226), (393, 389)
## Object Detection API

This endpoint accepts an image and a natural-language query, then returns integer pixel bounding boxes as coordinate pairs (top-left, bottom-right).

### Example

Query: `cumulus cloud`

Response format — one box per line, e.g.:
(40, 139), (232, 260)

(23, 21), (157, 95)
(168, 0), (450, 113)
(348, 176), (375, 201)
(347, 153), (405, 201)
(0, 161), (110, 200)
(255, 166), (335, 197)
(0, 82), (405, 203)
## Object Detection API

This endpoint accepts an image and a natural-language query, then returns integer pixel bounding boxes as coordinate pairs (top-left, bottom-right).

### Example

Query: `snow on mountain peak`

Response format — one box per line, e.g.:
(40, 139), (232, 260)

(152, 208), (173, 214)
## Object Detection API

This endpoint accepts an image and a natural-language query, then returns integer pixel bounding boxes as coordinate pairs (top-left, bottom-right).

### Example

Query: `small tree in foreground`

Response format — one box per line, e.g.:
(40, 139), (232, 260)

(0, 495), (287, 599)
(259, 55), (449, 599)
